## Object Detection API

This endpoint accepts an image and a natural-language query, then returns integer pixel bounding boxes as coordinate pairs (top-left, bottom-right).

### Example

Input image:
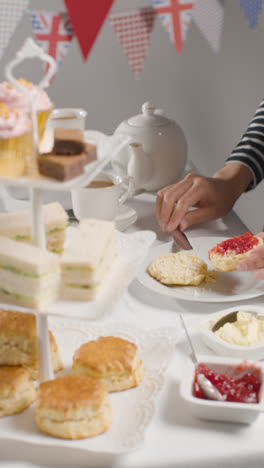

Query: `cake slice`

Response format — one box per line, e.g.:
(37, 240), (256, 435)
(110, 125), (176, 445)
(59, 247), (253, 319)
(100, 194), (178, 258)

(0, 309), (63, 379)
(0, 202), (68, 254)
(0, 237), (60, 309)
(60, 219), (118, 300)
(38, 152), (86, 181)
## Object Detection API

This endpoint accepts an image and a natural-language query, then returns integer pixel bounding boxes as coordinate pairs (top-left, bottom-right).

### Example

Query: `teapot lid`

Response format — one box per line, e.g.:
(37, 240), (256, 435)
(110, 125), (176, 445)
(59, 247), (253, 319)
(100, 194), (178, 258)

(127, 102), (170, 128)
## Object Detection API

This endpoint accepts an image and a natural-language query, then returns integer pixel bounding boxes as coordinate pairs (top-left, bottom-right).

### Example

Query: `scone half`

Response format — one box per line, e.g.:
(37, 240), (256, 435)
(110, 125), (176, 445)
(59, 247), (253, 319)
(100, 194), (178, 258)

(72, 336), (144, 392)
(208, 232), (263, 272)
(0, 366), (36, 416)
(0, 309), (63, 380)
(35, 375), (112, 439)
(148, 252), (209, 286)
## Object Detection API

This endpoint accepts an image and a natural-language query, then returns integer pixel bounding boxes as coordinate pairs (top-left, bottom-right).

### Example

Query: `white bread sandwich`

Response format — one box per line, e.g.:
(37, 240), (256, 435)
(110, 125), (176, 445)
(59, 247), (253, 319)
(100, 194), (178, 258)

(0, 236), (60, 309)
(60, 219), (117, 301)
(0, 202), (68, 254)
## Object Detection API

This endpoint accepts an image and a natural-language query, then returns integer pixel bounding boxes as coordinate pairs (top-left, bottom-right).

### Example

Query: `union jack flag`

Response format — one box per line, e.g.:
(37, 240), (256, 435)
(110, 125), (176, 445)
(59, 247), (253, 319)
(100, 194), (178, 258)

(152, 0), (195, 54)
(30, 10), (74, 82)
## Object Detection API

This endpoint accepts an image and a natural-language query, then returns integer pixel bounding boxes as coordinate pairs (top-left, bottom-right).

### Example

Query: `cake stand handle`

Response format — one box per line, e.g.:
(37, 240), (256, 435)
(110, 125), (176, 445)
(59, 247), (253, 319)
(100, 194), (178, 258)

(36, 313), (54, 382)
(30, 187), (46, 249)
(5, 37), (57, 155)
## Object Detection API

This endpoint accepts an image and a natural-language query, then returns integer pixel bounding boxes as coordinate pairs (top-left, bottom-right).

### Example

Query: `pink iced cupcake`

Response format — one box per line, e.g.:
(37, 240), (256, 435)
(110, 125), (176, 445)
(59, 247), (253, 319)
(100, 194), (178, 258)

(0, 79), (54, 142)
(0, 104), (33, 177)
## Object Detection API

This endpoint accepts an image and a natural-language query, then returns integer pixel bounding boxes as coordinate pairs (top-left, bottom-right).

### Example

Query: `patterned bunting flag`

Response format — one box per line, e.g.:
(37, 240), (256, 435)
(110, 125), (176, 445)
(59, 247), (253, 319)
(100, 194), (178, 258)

(239, 0), (264, 30)
(0, 0), (29, 61)
(110, 7), (156, 78)
(30, 10), (74, 83)
(193, 0), (224, 53)
(152, 0), (196, 54)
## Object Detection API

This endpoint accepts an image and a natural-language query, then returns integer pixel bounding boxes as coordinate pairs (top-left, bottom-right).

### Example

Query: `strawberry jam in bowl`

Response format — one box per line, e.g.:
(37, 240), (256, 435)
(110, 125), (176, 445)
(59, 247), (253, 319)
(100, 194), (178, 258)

(194, 362), (261, 403)
(180, 354), (264, 424)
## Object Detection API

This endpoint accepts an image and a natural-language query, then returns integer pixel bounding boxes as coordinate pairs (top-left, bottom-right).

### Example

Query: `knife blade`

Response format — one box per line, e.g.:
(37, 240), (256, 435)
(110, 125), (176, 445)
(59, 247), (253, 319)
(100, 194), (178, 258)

(173, 228), (193, 250)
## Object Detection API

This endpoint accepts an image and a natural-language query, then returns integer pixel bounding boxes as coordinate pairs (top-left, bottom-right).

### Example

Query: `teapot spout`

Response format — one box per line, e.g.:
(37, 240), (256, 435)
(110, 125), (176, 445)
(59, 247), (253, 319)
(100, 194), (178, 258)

(127, 143), (153, 190)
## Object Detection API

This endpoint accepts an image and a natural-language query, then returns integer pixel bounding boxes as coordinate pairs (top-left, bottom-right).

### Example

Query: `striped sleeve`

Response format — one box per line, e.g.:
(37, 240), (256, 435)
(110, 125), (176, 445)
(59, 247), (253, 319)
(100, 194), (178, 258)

(225, 98), (264, 191)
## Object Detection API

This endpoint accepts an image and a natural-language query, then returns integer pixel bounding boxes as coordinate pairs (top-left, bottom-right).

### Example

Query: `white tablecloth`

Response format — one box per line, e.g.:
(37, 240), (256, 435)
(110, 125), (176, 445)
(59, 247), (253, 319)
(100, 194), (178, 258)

(0, 185), (264, 468)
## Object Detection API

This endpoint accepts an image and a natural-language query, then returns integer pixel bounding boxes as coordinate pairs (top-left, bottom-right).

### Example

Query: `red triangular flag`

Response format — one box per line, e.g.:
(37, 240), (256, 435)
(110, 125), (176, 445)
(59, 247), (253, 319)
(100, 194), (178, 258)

(64, 0), (115, 60)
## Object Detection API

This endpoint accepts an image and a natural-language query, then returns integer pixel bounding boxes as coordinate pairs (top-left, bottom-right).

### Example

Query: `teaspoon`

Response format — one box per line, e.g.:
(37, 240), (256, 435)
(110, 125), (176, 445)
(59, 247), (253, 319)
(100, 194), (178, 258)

(211, 310), (264, 333)
(179, 314), (225, 401)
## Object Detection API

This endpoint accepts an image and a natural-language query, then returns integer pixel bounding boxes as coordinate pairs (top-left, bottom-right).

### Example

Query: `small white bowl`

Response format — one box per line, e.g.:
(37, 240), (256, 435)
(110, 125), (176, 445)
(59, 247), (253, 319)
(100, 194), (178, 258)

(200, 305), (264, 360)
(180, 354), (264, 424)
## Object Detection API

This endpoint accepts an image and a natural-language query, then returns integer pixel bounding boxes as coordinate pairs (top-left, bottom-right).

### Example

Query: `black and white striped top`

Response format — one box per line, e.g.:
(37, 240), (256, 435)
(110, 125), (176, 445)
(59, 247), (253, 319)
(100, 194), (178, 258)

(225, 98), (264, 191)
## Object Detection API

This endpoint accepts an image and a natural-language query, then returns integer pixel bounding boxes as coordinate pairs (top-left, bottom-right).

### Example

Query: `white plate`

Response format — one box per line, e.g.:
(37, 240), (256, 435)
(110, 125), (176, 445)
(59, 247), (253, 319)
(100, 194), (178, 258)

(0, 229), (156, 320)
(0, 321), (180, 454)
(137, 237), (264, 303)
(115, 204), (137, 231)
(200, 305), (264, 360)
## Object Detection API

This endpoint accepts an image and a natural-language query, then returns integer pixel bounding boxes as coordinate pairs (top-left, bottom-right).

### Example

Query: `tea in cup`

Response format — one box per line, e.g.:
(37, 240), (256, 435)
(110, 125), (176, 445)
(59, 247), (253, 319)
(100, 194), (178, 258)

(49, 108), (87, 130)
(71, 172), (133, 221)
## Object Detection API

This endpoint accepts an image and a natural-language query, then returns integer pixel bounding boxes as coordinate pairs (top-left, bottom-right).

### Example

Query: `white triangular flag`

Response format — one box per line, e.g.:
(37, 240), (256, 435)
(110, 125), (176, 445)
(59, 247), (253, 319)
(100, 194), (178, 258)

(193, 0), (224, 53)
(0, 0), (29, 60)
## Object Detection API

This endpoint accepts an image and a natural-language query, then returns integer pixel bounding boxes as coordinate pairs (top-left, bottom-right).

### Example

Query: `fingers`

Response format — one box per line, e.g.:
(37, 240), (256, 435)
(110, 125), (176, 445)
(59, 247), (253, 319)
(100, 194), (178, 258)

(237, 245), (264, 272)
(166, 184), (214, 232)
(173, 229), (193, 250)
(255, 269), (264, 280)
(156, 175), (194, 231)
(179, 207), (217, 231)
(255, 232), (264, 240)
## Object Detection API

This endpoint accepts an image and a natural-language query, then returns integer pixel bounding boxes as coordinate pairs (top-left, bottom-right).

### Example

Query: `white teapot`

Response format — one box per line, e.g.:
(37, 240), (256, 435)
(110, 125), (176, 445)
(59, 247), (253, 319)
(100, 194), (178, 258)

(111, 102), (187, 192)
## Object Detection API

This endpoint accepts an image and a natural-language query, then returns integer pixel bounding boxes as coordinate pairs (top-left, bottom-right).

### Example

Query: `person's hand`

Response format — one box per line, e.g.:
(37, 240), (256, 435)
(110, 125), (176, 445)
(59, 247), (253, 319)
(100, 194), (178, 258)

(155, 164), (253, 249)
(237, 233), (264, 279)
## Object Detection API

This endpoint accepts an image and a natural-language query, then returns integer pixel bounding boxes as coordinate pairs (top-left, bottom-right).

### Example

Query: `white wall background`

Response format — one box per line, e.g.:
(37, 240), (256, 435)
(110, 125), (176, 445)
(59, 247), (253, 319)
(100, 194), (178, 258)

(1, 0), (264, 232)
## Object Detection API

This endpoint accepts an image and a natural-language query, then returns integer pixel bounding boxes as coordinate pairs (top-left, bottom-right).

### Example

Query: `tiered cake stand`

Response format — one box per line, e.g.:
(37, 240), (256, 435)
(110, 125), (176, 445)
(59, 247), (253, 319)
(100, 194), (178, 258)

(0, 38), (129, 383)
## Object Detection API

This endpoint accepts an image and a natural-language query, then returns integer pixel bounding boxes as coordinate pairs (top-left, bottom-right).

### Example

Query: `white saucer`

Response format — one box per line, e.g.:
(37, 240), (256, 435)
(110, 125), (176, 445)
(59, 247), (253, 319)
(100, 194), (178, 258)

(115, 204), (137, 231)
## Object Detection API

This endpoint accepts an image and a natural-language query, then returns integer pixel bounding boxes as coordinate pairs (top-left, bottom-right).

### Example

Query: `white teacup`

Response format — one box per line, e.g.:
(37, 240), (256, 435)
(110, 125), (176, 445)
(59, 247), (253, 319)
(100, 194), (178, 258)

(48, 108), (87, 130)
(71, 172), (133, 221)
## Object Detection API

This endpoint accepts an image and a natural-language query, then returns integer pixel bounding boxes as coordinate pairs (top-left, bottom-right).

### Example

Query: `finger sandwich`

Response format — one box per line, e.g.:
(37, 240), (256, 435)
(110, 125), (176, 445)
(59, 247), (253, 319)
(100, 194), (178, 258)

(60, 219), (117, 301)
(0, 236), (60, 309)
(0, 202), (68, 254)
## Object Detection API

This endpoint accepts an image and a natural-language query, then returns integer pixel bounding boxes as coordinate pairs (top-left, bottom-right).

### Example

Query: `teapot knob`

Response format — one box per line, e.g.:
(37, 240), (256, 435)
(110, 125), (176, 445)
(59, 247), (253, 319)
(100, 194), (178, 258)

(142, 102), (155, 116)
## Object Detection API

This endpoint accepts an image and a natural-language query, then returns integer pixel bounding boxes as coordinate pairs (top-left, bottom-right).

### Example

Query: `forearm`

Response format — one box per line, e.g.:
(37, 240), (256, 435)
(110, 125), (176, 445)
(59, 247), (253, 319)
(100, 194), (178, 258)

(213, 162), (253, 200)
(225, 98), (264, 189)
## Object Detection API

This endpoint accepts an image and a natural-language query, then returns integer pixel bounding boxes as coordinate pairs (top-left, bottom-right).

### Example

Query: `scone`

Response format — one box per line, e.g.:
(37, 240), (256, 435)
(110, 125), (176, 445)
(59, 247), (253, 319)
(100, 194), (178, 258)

(0, 309), (63, 379)
(208, 232), (263, 272)
(0, 366), (36, 416)
(148, 251), (209, 286)
(35, 375), (112, 439)
(72, 336), (144, 392)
